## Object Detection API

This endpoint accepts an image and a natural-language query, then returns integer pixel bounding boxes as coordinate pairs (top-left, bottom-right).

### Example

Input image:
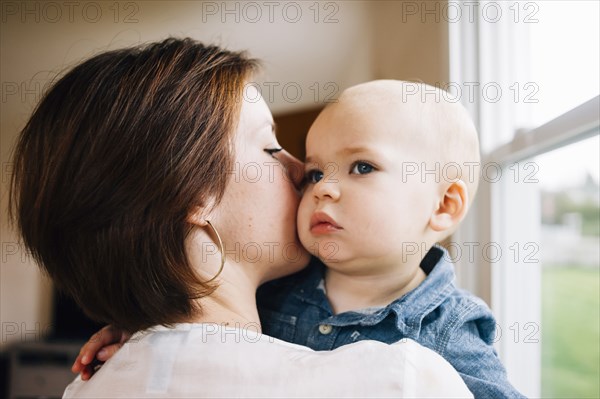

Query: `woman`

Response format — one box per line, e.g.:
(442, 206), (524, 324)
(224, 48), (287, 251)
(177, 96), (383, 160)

(10, 38), (471, 397)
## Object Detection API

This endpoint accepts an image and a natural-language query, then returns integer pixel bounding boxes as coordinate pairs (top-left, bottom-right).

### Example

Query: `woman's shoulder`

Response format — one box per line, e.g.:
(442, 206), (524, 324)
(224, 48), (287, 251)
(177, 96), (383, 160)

(63, 324), (472, 398)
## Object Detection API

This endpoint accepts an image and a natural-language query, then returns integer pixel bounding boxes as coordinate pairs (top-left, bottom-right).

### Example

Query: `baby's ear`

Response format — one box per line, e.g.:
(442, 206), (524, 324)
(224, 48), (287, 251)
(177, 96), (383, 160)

(429, 180), (469, 232)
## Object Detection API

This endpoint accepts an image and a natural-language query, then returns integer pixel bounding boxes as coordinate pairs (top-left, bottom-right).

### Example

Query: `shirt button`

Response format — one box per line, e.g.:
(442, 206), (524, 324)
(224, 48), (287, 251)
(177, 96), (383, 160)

(318, 324), (333, 335)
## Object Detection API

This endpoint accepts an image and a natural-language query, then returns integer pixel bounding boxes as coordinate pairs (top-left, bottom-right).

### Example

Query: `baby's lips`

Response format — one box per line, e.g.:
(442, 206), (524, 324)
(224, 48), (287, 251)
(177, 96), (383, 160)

(310, 211), (342, 229)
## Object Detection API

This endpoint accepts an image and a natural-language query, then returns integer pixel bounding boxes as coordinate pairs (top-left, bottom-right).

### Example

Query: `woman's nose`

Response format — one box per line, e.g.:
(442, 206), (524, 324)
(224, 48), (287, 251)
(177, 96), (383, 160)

(278, 150), (305, 191)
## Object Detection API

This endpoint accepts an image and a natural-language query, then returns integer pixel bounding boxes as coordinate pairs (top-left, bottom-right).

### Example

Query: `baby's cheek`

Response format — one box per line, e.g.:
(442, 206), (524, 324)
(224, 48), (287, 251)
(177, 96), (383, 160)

(296, 196), (313, 247)
(298, 234), (320, 259)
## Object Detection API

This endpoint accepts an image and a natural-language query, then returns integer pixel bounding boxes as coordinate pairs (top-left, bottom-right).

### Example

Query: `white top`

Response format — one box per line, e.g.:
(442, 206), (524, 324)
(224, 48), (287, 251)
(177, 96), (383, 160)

(63, 323), (473, 398)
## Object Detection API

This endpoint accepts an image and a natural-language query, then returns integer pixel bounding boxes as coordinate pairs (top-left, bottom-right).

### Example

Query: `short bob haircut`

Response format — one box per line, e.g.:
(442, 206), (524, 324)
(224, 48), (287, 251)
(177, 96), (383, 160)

(9, 38), (258, 332)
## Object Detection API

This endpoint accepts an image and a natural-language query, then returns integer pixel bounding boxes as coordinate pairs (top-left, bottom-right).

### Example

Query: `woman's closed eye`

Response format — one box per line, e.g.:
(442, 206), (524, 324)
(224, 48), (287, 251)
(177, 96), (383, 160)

(264, 147), (283, 159)
(350, 161), (376, 175)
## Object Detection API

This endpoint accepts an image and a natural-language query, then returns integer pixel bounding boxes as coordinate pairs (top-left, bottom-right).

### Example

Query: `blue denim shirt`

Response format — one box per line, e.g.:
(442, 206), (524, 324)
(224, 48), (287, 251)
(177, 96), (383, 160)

(257, 246), (525, 399)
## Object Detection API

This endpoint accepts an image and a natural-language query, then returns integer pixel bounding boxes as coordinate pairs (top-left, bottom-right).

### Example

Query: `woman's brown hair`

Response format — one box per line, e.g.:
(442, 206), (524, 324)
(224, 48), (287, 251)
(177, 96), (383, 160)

(9, 38), (258, 332)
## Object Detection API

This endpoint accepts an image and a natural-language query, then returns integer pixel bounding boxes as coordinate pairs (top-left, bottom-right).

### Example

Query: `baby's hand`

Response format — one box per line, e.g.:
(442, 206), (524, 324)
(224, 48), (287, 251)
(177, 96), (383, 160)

(71, 325), (131, 380)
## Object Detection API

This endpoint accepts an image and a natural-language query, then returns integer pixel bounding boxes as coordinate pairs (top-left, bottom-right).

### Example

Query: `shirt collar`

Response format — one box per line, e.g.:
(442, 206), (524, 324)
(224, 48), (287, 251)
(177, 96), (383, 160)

(291, 256), (331, 310)
(392, 245), (457, 335)
(291, 246), (457, 336)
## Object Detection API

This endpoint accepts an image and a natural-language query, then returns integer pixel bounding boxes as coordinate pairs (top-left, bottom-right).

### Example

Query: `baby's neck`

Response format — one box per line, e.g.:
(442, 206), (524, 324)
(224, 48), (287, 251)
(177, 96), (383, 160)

(324, 262), (427, 315)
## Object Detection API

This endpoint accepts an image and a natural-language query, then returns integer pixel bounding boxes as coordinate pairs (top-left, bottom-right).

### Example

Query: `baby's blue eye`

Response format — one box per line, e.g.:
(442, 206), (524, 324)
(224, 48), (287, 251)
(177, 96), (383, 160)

(306, 170), (324, 184)
(351, 162), (374, 175)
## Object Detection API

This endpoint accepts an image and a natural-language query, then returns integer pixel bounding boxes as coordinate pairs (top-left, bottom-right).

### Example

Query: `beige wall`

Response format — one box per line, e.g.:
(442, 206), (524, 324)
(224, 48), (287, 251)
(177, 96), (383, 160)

(372, 1), (449, 84)
(0, 0), (449, 349)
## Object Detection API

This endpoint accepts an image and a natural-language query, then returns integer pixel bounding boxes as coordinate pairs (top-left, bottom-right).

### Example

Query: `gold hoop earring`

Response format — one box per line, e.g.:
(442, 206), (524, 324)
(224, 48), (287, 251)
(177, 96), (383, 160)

(205, 220), (225, 282)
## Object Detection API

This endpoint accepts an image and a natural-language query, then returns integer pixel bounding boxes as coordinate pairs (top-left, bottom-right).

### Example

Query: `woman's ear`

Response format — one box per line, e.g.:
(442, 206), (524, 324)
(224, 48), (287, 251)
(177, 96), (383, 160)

(186, 206), (210, 227)
(429, 180), (469, 232)
(187, 195), (219, 227)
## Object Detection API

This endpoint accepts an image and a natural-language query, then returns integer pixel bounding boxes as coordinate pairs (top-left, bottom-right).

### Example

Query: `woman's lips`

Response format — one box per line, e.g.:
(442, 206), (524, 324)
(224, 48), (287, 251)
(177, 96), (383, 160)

(310, 212), (342, 235)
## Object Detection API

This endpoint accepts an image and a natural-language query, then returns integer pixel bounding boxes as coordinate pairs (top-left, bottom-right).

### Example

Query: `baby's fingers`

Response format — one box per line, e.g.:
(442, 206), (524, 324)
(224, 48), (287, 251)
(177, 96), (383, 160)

(80, 365), (93, 381)
(96, 343), (123, 361)
(71, 353), (86, 374)
(71, 325), (122, 374)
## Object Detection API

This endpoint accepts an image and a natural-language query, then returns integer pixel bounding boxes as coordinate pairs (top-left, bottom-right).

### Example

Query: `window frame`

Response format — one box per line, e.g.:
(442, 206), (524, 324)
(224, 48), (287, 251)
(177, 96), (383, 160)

(449, 1), (599, 396)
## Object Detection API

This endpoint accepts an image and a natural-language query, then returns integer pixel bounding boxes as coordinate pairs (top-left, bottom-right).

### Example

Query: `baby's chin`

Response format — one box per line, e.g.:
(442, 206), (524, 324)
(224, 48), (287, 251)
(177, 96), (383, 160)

(298, 234), (342, 266)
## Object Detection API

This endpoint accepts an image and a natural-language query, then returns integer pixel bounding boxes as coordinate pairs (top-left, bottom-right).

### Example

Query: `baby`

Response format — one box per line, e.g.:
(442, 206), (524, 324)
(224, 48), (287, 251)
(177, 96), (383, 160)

(74, 80), (523, 398)
(257, 80), (524, 398)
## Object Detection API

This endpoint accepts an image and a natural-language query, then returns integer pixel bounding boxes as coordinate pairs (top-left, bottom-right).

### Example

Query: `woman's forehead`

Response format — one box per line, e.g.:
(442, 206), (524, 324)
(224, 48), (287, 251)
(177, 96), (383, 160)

(237, 87), (274, 139)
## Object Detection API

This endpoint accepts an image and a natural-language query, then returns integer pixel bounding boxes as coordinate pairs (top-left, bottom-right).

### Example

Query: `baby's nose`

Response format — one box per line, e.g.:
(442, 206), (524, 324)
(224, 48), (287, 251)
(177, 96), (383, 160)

(313, 177), (341, 201)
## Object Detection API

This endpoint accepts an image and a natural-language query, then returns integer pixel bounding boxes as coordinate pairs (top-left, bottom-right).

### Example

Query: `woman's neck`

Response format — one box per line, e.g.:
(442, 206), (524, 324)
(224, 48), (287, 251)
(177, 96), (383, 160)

(184, 227), (264, 330)
(189, 263), (263, 331)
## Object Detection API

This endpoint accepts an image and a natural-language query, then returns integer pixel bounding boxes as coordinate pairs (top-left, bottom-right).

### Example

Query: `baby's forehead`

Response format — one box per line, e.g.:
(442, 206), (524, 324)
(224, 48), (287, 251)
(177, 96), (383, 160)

(331, 88), (432, 137)
(339, 81), (467, 130)
(312, 81), (477, 159)
(309, 101), (426, 158)
(341, 81), (444, 111)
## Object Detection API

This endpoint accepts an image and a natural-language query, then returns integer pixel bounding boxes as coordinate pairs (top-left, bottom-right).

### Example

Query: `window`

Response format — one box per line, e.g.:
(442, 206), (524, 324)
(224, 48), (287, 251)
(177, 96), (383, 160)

(450, 1), (599, 396)
(537, 136), (600, 397)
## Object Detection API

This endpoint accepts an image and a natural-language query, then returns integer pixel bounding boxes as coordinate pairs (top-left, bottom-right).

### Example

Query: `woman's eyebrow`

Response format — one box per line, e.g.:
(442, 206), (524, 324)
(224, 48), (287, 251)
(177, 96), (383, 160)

(252, 121), (277, 138)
